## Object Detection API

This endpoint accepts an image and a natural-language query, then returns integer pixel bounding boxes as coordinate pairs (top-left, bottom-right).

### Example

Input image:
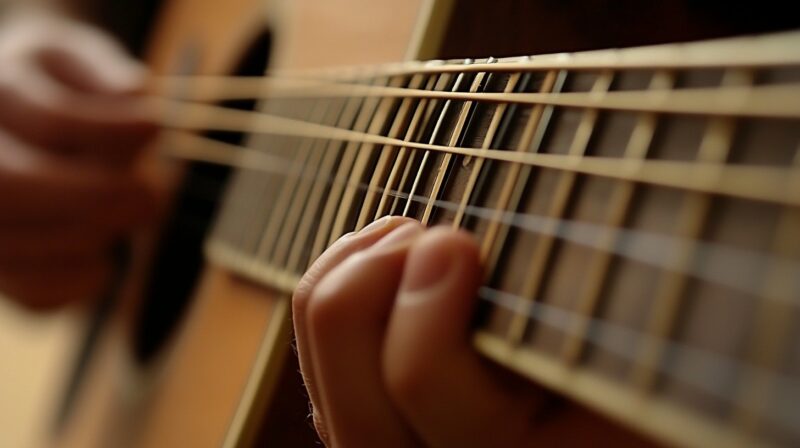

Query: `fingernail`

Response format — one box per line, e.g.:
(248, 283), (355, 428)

(359, 215), (393, 234)
(403, 240), (457, 292)
(368, 221), (423, 252)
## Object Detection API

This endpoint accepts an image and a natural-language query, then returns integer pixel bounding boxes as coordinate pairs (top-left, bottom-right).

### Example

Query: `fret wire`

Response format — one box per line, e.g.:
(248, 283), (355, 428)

(165, 101), (800, 207)
(389, 148), (417, 215)
(458, 72), (541, 233)
(173, 131), (800, 305)
(174, 35), (800, 437)
(354, 74), (428, 230)
(388, 75), (449, 216)
(374, 74), (440, 219)
(481, 72), (564, 270)
(632, 69), (755, 392)
(402, 68), (467, 218)
(478, 68), (561, 354)
(253, 99), (330, 261)
(284, 94), (364, 272)
(733, 146), (800, 434)
(309, 77), (389, 261)
(237, 101), (311, 254)
(481, 72), (563, 292)
(454, 73), (533, 228)
(506, 70), (615, 346)
(426, 63), (503, 223)
(631, 142), (725, 391)
(560, 71), (676, 365)
(422, 64), (491, 224)
(452, 72), (522, 227)
(475, 287), (800, 436)
(272, 99), (350, 266)
(162, 80), (800, 120)
(429, 63), (510, 225)
(206, 136), (250, 247)
(213, 168), (255, 250)
(238, 170), (275, 253)
(207, 222), (800, 438)
(207, 220), (800, 437)
(327, 76), (408, 245)
(218, 105), (289, 252)
(456, 67), (500, 169)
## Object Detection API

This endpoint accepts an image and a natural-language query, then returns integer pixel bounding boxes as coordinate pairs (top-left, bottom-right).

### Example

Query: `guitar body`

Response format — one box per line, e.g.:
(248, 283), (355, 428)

(55, 0), (423, 446)
(54, 1), (800, 447)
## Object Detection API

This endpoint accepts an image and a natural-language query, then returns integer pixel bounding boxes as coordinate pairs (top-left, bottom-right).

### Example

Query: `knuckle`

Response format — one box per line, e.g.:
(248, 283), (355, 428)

(295, 238), (374, 320)
(292, 275), (314, 315)
(293, 254), (333, 314)
(304, 255), (367, 332)
(339, 231), (356, 241)
(305, 275), (349, 332)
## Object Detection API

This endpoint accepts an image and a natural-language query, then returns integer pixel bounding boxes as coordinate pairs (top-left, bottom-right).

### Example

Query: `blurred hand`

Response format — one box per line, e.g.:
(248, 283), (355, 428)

(0, 9), (158, 310)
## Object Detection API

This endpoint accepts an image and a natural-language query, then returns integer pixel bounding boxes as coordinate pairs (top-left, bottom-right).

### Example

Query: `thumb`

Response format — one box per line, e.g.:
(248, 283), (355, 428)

(382, 227), (539, 447)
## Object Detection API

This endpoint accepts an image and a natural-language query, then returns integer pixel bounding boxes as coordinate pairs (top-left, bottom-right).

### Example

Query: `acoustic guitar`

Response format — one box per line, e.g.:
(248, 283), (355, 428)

(52, 0), (800, 447)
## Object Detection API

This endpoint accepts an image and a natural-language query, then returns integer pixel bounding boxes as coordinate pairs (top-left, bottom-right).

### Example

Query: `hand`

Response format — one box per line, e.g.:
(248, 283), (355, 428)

(0, 10), (158, 310)
(293, 217), (541, 447)
(293, 217), (648, 447)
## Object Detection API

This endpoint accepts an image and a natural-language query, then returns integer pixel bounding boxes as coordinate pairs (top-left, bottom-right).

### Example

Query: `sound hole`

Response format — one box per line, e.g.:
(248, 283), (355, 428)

(132, 28), (273, 363)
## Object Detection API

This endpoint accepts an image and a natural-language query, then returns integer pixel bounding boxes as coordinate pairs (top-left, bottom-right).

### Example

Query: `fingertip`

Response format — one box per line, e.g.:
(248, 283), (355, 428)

(362, 214), (417, 229)
(306, 221), (423, 337)
(361, 220), (424, 255)
(383, 227), (483, 400)
(400, 226), (481, 295)
(385, 228), (541, 447)
(299, 217), (418, 292)
(294, 216), (419, 322)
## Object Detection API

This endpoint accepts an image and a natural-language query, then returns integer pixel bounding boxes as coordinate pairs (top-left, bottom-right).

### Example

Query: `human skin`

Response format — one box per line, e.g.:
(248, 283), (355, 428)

(293, 217), (543, 447)
(0, 9), (157, 310)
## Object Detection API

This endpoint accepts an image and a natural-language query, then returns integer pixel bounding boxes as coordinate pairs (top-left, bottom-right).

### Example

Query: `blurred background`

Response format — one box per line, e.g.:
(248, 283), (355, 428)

(0, 298), (80, 447)
(0, 1), (161, 446)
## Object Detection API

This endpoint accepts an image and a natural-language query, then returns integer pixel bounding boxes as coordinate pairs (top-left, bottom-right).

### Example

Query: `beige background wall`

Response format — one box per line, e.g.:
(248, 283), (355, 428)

(0, 298), (80, 448)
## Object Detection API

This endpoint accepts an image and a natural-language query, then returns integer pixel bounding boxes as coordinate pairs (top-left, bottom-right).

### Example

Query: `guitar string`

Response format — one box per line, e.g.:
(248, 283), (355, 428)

(167, 133), (800, 433)
(478, 286), (800, 436)
(166, 132), (800, 307)
(154, 79), (800, 119)
(159, 101), (800, 208)
(154, 32), (800, 433)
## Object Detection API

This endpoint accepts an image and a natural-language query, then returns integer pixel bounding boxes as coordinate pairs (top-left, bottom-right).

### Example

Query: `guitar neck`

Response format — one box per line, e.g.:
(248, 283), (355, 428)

(179, 31), (800, 447)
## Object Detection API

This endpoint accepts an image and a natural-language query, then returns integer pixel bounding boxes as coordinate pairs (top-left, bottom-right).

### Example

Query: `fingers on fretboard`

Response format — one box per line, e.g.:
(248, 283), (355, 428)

(204, 38), (800, 447)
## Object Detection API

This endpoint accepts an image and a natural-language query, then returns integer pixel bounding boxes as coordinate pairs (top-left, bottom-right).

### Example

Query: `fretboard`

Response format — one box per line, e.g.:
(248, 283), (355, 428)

(170, 31), (800, 447)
